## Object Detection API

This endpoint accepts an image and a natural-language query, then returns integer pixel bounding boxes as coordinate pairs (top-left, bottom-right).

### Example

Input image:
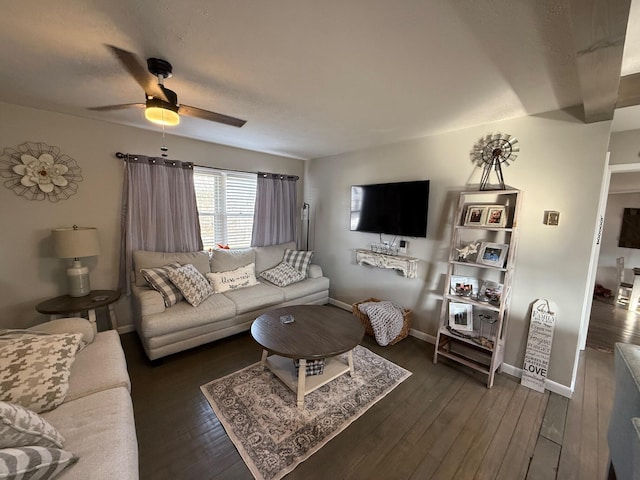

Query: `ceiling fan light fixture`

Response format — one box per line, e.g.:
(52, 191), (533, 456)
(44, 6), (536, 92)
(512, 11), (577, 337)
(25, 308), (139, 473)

(144, 98), (180, 126)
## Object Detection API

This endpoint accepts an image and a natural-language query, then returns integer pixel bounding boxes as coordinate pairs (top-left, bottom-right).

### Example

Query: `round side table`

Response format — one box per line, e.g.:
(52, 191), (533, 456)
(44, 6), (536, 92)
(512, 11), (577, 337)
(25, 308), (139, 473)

(36, 289), (121, 330)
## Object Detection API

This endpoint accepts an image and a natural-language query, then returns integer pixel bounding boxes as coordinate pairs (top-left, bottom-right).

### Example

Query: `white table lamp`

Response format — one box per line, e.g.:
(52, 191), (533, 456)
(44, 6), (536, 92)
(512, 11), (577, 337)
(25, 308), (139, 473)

(52, 225), (101, 297)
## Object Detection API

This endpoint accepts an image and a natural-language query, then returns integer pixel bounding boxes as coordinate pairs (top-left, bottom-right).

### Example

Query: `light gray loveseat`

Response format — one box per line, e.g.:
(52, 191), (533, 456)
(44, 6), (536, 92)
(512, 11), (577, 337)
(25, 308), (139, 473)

(1, 318), (138, 479)
(131, 241), (329, 360)
(608, 342), (640, 480)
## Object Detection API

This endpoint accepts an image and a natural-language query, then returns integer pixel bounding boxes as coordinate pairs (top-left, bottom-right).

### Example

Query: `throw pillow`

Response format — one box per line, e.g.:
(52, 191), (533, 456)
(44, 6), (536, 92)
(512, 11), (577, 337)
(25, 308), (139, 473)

(167, 264), (214, 307)
(0, 333), (82, 413)
(260, 262), (306, 287)
(283, 249), (314, 277)
(140, 262), (184, 307)
(0, 446), (78, 480)
(0, 402), (64, 449)
(206, 263), (259, 293)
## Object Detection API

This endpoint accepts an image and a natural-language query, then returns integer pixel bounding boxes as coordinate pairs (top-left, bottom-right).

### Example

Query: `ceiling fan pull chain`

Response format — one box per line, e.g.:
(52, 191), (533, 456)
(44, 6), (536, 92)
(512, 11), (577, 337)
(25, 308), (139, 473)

(161, 124), (168, 157)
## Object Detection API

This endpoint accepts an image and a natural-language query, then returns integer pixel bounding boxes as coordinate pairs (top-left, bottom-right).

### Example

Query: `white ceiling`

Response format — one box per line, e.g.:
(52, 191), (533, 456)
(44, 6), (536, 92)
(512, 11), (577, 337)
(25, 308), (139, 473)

(0, 0), (636, 159)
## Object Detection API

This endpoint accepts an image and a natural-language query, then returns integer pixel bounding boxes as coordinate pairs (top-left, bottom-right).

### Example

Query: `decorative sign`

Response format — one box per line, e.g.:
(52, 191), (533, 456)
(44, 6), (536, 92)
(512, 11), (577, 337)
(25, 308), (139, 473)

(521, 299), (557, 393)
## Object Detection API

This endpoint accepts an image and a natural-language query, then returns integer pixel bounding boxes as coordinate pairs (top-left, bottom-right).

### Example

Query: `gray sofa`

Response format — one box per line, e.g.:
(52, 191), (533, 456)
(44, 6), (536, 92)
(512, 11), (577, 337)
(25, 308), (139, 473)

(6, 318), (138, 479)
(608, 342), (640, 480)
(131, 241), (329, 360)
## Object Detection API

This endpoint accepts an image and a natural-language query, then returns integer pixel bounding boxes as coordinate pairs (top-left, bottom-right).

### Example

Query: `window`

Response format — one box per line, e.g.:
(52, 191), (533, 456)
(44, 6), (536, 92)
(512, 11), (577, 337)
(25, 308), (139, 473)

(193, 167), (257, 249)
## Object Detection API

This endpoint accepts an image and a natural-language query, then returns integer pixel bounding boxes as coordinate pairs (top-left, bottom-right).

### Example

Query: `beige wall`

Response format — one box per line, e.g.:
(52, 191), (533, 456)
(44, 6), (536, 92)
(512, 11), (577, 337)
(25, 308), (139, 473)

(0, 102), (304, 330)
(306, 109), (612, 390)
(609, 129), (640, 166)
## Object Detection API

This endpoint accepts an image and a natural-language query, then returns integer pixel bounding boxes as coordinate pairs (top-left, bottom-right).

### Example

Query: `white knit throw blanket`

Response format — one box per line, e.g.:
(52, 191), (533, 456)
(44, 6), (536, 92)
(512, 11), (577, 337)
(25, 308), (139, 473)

(358, 301), (404, 346)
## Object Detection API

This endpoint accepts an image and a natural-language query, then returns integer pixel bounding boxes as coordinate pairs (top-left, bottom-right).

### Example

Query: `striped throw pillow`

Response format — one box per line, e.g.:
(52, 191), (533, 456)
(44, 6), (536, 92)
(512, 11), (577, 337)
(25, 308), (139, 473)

(141, 262), (183, 307)
(283, 249), (314, 277)
(0, 446), (78, 479)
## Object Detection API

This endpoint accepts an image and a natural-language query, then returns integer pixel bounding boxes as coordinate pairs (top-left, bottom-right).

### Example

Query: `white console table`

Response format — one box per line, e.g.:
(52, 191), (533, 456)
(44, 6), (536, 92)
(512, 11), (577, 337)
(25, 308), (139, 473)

(355, 249), (419, 278)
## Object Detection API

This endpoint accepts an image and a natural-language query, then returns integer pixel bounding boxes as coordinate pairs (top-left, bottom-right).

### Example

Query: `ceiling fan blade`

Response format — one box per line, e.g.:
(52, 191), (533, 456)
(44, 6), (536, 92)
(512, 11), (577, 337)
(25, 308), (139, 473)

(178, 104), (246, 128)
(88, 103), (145, 112)
(106, 45), (167, 101)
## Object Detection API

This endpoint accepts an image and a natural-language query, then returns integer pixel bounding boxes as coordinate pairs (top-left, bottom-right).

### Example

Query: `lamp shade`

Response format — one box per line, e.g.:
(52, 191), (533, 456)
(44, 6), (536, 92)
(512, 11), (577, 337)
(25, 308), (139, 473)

(52, 226), (101, 259)
(145, 98), (180, 126)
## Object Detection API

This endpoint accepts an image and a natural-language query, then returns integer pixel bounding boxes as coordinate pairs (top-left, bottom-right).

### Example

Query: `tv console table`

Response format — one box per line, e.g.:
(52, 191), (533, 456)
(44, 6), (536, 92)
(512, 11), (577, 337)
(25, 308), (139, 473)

(355, 249), (419, 278)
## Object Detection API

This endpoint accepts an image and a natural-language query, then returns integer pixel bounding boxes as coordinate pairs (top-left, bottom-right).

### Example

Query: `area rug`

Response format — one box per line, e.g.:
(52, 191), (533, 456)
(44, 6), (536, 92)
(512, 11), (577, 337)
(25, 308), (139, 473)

(200, 345), (411, 480)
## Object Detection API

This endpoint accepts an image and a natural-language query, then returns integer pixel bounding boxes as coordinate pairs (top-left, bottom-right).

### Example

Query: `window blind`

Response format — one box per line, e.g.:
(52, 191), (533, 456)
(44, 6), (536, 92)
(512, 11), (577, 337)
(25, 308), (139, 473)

(194, 167), (257, 249)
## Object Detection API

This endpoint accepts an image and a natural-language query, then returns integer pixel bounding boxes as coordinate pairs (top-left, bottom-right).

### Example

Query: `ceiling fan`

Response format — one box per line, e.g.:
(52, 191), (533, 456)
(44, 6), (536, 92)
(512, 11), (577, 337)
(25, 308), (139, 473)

(89, 46), (246, 128)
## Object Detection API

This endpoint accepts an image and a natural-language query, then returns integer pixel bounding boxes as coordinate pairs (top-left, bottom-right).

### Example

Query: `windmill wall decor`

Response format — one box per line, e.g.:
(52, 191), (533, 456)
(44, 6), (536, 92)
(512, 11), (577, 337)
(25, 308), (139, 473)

(471, 133), (519, 190)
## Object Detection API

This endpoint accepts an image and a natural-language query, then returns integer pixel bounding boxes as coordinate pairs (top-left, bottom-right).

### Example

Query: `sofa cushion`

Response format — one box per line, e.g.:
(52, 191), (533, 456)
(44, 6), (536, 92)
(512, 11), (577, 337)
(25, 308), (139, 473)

(168, 264), (214, 307)
(64, 331), (131, 402)
(0, 333), (82, 413)
(210, 248), (255, 273)
(140, 293), (237, 338)
(283, 249), (314, 277)
(206, 263), (259, 293)
(0, 402), (65, 449)
(42, 387), (137, 480)
(222, 283), (285, 314)
(260, 262), (306, 287)
(141, 262), (184, 307)
(27, 318), (95, 348)
(0, 446), (78, 479)
(254, 241), (297, 274)
(133, 250), (211, 287)
(27, 317), (96, 348)
(278, 275), (331, 302)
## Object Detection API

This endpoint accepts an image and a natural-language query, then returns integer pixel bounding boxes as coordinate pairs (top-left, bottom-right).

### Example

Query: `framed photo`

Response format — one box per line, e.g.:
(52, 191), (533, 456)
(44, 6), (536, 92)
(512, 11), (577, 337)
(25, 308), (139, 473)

(484, 205), (507, 227)
(450, 276), (479, 298)
(449, 302), (473, 331)
(478, 280), (503, 305)
(477, 242), (509, 268)
(464, 205), (487, 226)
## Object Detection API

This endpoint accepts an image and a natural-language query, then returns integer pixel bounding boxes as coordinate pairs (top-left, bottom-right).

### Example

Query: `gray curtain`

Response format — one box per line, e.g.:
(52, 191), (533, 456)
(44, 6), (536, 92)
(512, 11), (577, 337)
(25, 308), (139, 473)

(118, 155), (203, 294)
(251, 173), (298, 247)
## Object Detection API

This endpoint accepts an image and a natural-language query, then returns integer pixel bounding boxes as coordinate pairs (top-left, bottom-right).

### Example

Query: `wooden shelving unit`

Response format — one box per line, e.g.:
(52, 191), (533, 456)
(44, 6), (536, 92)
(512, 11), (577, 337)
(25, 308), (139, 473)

(433, 189), (521, 387)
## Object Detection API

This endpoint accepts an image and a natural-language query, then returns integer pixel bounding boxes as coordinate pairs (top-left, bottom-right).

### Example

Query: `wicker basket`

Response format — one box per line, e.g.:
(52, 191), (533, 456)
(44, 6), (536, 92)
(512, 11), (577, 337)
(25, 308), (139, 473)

(352, 297), (412, 345)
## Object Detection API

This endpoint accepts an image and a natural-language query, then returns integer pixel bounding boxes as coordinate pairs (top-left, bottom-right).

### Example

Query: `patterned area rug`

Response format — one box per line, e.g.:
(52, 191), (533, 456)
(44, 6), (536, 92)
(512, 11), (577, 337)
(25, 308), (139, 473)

(200, 345), (411, 480)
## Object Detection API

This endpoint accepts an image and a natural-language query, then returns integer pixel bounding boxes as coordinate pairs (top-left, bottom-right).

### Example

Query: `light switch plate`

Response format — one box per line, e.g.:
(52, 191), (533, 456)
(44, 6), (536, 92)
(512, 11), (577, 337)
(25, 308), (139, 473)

(543, 211), (560, 226)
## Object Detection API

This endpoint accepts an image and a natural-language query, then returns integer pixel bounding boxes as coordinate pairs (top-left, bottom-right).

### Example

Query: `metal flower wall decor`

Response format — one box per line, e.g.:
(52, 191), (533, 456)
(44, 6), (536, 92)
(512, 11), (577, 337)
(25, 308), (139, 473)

(0, 142), (83, 201)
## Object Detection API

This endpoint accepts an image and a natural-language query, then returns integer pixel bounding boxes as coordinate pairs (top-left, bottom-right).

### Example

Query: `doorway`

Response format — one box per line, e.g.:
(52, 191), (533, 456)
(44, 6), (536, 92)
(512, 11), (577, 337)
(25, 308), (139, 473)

(581, 162), (640, 353)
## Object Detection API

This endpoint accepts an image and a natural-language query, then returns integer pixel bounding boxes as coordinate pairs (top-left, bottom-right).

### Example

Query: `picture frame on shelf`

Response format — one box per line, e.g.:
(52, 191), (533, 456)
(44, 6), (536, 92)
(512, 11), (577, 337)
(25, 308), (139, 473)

(478, 280), (504, 305)
(464, 205), (487, 226)
(477, 242), (509, 268)
(450, 276), (479, 298)
(484, 205), (507, 227)
(449, 302), (474, 332)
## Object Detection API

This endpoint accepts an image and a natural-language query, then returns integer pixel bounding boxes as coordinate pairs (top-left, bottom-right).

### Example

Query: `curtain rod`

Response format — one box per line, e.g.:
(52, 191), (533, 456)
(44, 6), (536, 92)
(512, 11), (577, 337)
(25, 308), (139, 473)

(115, 152), (299, 180)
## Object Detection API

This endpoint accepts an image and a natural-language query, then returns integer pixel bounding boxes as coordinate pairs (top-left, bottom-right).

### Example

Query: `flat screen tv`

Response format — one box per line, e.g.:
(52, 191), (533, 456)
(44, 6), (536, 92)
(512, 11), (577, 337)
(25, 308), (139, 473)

(350, 180), (430, 237)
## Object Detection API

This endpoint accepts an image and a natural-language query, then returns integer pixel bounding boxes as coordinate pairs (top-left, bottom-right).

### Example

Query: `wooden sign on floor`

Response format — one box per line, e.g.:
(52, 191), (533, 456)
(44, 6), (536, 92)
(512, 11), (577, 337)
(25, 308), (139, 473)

(521, 299), (557, 393)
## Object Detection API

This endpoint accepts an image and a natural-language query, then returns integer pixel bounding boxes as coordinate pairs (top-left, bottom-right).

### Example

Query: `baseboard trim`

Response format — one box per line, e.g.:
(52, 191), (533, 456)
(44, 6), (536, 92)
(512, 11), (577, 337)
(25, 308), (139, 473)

(329, 298), (352, 310)
(328, 298), (572, 397)
(499, 363), (572, 398)
(117, 325), (135, 335)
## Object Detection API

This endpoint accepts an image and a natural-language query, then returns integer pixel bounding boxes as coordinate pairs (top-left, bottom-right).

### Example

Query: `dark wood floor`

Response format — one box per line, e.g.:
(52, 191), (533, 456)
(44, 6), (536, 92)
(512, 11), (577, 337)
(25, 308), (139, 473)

(120, 301), (632, 480)
(587, 297), (640, 352)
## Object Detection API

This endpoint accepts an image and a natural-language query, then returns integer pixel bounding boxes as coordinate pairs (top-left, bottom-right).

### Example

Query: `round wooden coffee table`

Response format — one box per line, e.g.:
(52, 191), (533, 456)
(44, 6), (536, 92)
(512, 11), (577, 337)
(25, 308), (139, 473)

(251, 305), (365, 408)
